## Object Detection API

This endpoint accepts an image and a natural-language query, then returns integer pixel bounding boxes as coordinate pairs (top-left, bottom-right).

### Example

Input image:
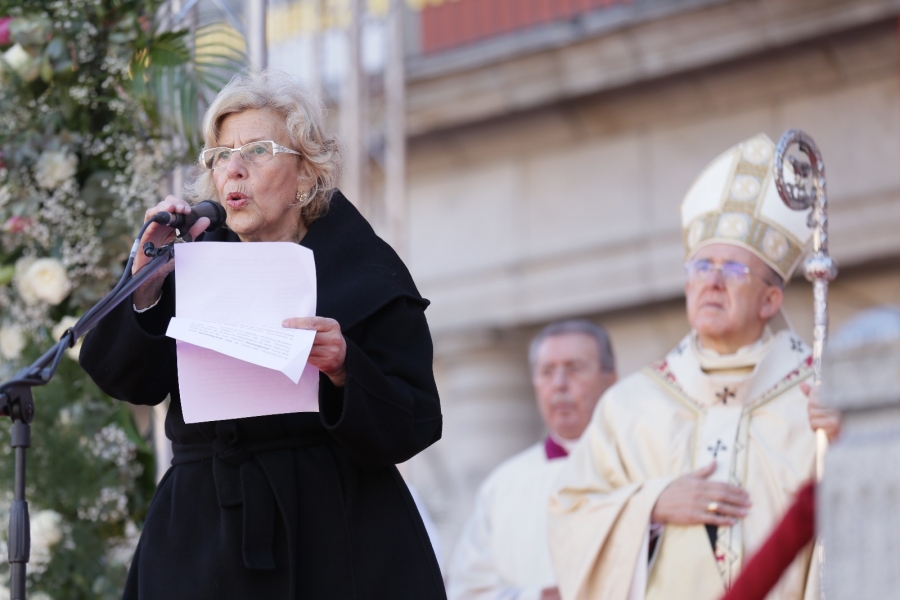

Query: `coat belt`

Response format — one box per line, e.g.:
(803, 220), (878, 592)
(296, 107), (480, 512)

(171, 423), (334, 571)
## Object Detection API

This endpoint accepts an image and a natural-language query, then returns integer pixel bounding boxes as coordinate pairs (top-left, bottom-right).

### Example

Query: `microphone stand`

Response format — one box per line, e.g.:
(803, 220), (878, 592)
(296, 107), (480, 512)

(0, 236), (176, 600)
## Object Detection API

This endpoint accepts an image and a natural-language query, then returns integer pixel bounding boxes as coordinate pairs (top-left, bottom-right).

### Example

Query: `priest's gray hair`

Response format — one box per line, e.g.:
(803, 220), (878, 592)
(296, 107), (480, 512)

(187, 69), (342, 224)
(528, 320), (616, 374)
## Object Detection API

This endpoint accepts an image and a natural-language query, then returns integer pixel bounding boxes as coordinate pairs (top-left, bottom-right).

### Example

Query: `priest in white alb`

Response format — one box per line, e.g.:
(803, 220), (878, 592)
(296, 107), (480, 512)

(448, 321), (618, 600)
(548, 134), (820, 600)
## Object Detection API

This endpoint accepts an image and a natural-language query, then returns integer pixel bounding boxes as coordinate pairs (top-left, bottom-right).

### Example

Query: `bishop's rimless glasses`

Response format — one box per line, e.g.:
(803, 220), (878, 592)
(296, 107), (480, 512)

(201, 141), (302, 170)
(684, 259), (754, 284)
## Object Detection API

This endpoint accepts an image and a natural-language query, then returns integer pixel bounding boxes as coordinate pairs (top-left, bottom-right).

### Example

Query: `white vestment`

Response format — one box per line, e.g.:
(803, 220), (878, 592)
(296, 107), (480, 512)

(449, 440), (569, 600)
(549, 330), (818, 600)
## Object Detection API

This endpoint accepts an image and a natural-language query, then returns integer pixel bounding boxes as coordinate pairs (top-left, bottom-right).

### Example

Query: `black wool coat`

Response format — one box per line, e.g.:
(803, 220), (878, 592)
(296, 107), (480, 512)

(80, 192), (446, 600)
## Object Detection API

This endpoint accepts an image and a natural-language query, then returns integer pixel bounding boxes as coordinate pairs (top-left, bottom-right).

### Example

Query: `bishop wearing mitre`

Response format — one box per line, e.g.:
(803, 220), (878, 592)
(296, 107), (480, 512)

(548, 134), (820, 600)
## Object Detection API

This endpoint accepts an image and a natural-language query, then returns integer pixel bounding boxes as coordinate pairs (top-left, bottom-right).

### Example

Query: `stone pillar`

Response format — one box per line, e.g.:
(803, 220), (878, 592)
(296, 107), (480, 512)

(406, 329), (543, 565)
(246, 0), (267, 73)
(383, 0), (407, 257)
(340, 0), (366, 213)
(819, 307), (900, 599)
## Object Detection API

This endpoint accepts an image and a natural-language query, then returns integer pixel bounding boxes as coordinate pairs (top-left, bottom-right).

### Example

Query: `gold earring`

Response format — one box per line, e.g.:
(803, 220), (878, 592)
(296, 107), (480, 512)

(294, 189), (308, 206)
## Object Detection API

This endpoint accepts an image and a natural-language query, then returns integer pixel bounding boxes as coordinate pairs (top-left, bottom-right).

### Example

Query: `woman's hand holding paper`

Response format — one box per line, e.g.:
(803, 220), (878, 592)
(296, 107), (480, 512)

(282, 316), (347, 387)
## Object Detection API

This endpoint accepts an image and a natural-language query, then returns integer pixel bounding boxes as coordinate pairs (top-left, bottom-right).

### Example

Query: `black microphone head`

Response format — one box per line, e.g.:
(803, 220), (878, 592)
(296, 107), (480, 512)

(194, 200), (227, 232)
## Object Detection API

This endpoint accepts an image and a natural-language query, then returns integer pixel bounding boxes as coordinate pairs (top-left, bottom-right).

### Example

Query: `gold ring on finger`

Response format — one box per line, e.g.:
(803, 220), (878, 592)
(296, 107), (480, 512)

(706, 501), (719, 513)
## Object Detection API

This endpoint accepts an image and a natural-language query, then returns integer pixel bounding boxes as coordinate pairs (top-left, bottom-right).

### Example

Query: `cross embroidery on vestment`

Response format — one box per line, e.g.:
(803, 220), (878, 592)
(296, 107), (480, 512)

(708, 439), (727, 459)
(790, 337), (804, 352)
(716, 387), (736, 404)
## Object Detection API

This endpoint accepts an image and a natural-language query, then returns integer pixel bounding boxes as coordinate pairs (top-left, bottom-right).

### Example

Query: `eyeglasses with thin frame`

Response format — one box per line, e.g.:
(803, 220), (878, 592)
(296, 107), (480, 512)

(684, 259), (755, 285)
(200, 140), (302, 170)
(536, 361), (597, 382)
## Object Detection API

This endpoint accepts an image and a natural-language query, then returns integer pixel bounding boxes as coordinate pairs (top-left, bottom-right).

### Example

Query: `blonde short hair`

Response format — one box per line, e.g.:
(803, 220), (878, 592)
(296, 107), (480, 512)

(187, 70), (342, 223)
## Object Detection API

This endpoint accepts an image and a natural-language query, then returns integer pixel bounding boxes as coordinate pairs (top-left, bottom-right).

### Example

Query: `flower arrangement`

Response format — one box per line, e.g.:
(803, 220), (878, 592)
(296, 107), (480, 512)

(0, 2), (177, 359)
(0, 1), (244, 597)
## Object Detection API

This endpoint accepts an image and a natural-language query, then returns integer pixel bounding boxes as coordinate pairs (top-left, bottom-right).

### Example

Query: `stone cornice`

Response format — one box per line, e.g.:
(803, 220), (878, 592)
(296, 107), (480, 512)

(419, 190), (900, 337)
(407, 0), (900, 136)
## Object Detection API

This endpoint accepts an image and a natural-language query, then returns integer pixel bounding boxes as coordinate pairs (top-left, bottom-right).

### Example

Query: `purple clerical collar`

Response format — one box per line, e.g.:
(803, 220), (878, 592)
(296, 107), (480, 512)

(544, 435), (569, 460)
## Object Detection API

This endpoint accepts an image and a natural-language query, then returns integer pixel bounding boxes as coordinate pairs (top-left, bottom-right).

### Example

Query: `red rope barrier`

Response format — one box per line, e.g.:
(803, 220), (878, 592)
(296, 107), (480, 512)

(720, 481), (816, 600)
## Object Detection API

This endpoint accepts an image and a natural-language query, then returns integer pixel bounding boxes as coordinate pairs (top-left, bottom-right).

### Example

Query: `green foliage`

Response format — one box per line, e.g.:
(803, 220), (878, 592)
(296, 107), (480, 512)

(133, 21), (247, 153)
(0, 0), (246, 597)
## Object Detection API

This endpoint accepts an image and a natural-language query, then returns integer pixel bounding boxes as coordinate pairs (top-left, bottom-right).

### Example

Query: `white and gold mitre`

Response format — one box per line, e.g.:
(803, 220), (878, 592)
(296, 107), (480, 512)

(680, 133), (813, 282)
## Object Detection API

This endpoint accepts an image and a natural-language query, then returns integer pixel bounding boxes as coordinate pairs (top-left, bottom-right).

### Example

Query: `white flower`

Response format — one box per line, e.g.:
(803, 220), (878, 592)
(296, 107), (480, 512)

(2, 43), (39, 82)
(0, 324), (26, 360)
(107, 520), (140, 566)
(30, 510), (63, 551)
(52, 316), (82, 361)
(3, 44), (30, 71)
(77, 486), (129, 523)
(13, 256), (38, 304)
(34, 151), (78, 190)
(14, 256), (35, 274)
(17, 258), (71, 306)
(28, 509), (65, 576)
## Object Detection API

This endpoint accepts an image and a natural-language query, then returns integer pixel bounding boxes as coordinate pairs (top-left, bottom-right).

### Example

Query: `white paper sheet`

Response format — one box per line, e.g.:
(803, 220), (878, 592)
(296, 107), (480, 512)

(167, 242), (319, 423)
(166, 318), (316, 384)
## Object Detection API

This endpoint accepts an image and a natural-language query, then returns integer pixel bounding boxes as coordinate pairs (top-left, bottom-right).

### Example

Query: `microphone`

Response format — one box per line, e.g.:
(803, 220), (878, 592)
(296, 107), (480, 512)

(152, 200), (227, 241)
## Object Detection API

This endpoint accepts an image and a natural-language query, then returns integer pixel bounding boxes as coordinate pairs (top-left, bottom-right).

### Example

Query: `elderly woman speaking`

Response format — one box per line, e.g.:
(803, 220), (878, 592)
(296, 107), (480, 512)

(79, 71), (445, 599)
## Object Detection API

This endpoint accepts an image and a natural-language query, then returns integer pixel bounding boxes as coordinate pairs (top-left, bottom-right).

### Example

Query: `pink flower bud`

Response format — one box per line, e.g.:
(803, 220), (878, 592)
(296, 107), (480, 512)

(0, 18), (12, 46)
(5, 216), (30, 233)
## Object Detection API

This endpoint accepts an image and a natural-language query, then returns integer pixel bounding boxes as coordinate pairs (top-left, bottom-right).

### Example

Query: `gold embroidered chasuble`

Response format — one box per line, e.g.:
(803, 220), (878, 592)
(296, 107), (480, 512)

(548, 329), (818, 600)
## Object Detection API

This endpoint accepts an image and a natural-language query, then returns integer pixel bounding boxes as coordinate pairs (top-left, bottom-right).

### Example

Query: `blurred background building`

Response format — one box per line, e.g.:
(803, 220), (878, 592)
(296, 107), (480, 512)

(190, 0), (900, 568)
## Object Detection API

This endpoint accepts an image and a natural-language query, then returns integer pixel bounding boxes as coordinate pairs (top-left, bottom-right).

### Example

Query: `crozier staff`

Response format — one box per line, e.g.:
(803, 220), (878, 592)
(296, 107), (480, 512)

(79, 70), (445, 600)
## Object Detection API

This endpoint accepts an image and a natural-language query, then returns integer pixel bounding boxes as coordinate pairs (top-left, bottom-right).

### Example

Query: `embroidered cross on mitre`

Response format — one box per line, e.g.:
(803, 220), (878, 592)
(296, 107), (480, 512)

(790, 337), (804, 352)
